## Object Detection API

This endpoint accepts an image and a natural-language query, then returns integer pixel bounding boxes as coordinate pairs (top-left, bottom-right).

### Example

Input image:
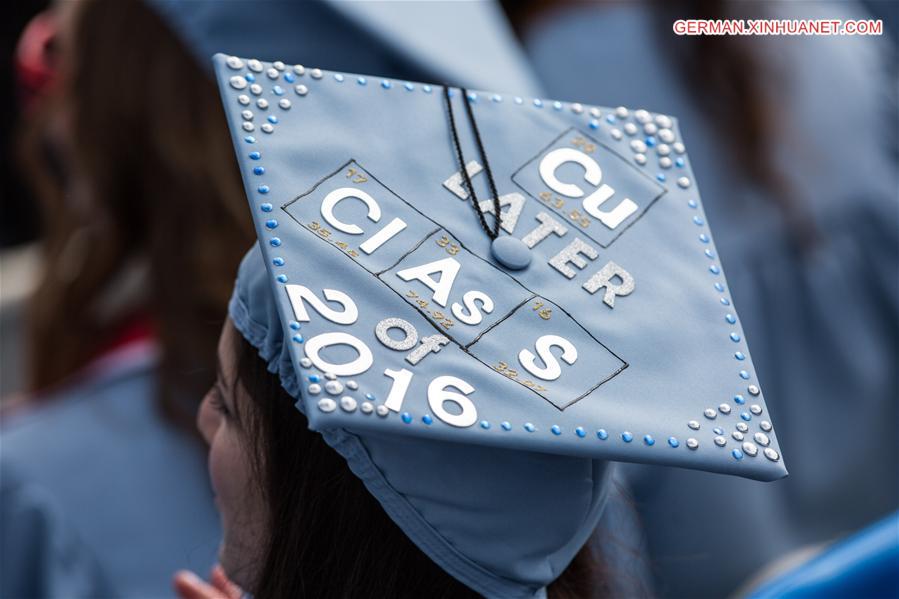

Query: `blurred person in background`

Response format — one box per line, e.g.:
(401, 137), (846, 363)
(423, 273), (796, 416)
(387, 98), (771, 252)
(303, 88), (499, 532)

(500, 0), (898, 597)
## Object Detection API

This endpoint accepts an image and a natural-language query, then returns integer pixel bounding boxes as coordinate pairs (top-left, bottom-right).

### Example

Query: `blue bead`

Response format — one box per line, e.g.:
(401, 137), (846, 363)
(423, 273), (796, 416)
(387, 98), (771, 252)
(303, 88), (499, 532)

(334, 73), (344, 82)
(260, 203), (273, 212)
(714, 427), (724, 435)
(480, 420), (490, 430)
(553, 101), (563, 110)
(687, 199), (698, 208)
(276, 274), (288, 283)
(645, 136), (656, 147)
(466, 91), (477, 102)
(709, 265), (720, 275)
(740, 370), (750, 380)
(249, 151), (261, 160)
(715, 282), (725, 292)
(741, 412), (752, 421)
(448, 89), (456, 98)
(245, 136), (256, 144)
(272, 85), (284, 95)
(605, 114), (616, 123)
(644, 435), (655, 446)
(699, 233), (710, 243)
(514, 96), (523, 104)
(244, 74), (255, 82)
(422, 415), (433, 425)
(575, 427), (586, 438)
(734, 394), (746, 404)
(533, 99), (543, 107)
(656, 174), (666, 182)
(524, 422), (536, 432)
(270, 237), (282, 247)
(401, 412), (412, 424)
(732, 449), (744, 460)
(254, 166), (265, 175)
(265, 219), (278, 229)
(705, 249), (716, 259)
(365, 393), (375, 401)
(721, 297), (731, 306)
(492, 94), (502, 103)
(267, 115), (278, 124)
(380, 79), (391, 89)
(597, 429), (609, 440)
(292, 334), (303, 343)
(422, 85), (432, 93)
(309, 375), (320, 383)
(735, 352), (745, 360)
(551, 425), (562, 435)
(357, 76), (367, 85)
(258, 185), (270, 194)
(284, 72), (296, 83)
(693, 216), (704, 226)
(289, 321), (301, 330)
(622, 431), (634, 443)
(725, 313), (736, 324)
(588, 119), (599, 130)
(501, 421), (512, 431)
(730, 332), (741, 342)
(676, 157), (685, 167)
(272, 257), (285, 266)
(668, 437), (679, 448)
(404, 82), (415, 91)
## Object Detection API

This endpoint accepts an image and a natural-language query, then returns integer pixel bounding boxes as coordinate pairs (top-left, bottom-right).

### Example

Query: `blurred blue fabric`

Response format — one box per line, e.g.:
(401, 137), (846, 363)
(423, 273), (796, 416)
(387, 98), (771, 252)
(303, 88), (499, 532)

(521, 2), (898, 597)
(0, 346), (221, 598)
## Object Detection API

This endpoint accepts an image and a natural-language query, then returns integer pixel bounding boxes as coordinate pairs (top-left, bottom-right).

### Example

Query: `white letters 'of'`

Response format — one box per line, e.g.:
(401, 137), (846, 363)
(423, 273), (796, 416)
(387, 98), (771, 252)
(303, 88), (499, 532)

(538, 147), (638, 230)
(518, 334), (578, 381)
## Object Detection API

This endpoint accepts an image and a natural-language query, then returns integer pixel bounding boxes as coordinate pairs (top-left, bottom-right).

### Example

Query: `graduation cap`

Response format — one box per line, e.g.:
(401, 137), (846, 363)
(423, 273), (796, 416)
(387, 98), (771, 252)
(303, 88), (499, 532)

(216, 54), (786, 483)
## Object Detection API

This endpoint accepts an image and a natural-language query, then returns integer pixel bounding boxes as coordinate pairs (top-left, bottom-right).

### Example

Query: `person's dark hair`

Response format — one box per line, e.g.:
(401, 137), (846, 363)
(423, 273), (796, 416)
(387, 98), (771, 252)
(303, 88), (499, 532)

(234, 332), (609, 599)
(19, 0), (254, 429)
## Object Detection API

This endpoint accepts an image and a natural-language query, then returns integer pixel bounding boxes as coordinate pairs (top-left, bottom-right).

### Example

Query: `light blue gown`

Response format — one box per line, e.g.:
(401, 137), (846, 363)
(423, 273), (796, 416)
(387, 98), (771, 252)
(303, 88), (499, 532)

(520, 2), (898, 597)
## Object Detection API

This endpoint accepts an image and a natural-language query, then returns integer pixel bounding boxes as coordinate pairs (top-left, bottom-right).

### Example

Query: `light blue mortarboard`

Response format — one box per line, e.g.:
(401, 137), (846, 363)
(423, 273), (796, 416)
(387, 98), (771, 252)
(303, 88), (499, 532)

(213, 53), (788, 597)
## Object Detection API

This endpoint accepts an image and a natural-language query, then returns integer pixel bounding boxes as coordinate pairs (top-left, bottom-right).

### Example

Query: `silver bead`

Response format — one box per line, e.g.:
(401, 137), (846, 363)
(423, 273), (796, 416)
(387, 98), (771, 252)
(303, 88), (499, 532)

(293, 64), (305, 75)
(299, 358), (312, 368)
(317, 398), (337, 413)
(655, 114), (672, 129)
(339, 396), (357, 412)
(634, 109), (651, 123)
(256, 98), (269, 109)
(750, 404), (763, 415)
(278, 98), (291, 110)
(360, 401), (374, 414)
(718, 403), (731, 414)
(273, 60), (285, 71)
(247, 59), (263, 73)
(748, 384), (760, 396)
(324, 372), (337, 380)
(659, 157), (673, 169)
(732, 431), (744, 441)
(624, 122), (638, 136)
(742, 442), (758, 457)
(688, 420), (700, 430)
(249, 83), (263, 96)
(634, 153), (647, 165)
(610, 128), (623, 140)
(226, 56), (244, 70)
(307, 383), (322, 395)
(261, 123), (274, 134)
(266, 68), (279, 80)
(736, 422), (749, 432)
(753, 432), (770, 446)
(677, 176), (691, 189)
(714, 436), (727, 447)
(310, 68), (323, 79)
(241, 110), (253, 121)
(376, 405), (389, 417)
(760, 420), (772, 432)
(229, 76), (248, 90)
(241, 122), (254, 132)
(643, 122), (658, 135)
(630, 139), (647, 153)
(295, 84), (309, 96)
(571, 103), (583, 114)
(589, 107), (601, 118)
(686, 438), (699, 449)
(764, 448), (780, 462)
(704, 408), (717, 419)
(657, 143), (671, 156)
(614, 106), (629, 118)
(659, 128), (675, 143)
(237, 94), (250, 105)
(346, 380), (359, 390)
(673, 142), (686, 154)
(324, 380), (344, 395)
